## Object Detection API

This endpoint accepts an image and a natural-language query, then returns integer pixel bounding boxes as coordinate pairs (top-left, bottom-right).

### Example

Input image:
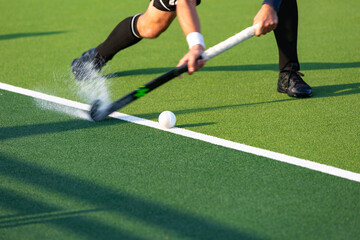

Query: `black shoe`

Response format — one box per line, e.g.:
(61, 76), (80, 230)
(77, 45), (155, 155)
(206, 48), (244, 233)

(277, 63), (312, 98)
(71, 48), (107, 81)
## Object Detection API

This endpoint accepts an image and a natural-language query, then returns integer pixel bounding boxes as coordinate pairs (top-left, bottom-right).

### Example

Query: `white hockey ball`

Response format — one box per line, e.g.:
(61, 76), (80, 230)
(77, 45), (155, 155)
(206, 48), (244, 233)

(158, 111), (176, 129)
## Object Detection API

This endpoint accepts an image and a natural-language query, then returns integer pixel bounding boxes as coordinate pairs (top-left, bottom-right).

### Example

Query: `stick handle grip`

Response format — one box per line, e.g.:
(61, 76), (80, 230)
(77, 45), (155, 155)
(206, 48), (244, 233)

(202, 24), (257, 61)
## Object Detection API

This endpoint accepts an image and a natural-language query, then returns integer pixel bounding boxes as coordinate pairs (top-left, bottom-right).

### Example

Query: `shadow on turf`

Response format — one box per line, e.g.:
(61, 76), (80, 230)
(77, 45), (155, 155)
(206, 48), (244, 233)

(134, 99), (295, 120)
(133, 82), (360, 120)
(176, 122), (216, 128)
(0, 153), (266, 240)
(0, 31), (68, 41)
(0, 119), (122, 141)
(312, 82), (360, 98)
(105, 61), (360, 78)
(0, 206), (105, 229)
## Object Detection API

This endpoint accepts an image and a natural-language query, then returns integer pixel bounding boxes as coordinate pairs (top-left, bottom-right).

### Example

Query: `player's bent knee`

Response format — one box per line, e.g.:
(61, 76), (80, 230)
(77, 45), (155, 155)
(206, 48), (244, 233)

(139, 27), (165, 39)
(137, 11), (175, 39)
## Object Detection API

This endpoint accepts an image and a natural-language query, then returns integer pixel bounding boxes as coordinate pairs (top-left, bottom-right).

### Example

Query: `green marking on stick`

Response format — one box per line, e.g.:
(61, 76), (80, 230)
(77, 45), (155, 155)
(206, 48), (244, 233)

(133, 86), (150, 98)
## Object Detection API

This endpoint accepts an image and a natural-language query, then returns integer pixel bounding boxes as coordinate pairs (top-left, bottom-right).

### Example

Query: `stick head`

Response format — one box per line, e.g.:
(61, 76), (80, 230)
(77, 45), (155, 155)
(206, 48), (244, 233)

(90, 99), (107, 121)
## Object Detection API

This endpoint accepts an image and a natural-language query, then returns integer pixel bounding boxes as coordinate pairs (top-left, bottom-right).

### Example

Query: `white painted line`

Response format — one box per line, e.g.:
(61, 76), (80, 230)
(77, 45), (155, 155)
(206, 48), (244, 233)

(0, 82), (89, 111)
(1, 82), (360, 183)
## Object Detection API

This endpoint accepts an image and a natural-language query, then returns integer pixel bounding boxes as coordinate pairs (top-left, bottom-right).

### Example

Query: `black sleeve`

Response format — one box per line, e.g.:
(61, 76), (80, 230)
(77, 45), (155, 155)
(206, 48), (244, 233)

(262, 0), (282, 11)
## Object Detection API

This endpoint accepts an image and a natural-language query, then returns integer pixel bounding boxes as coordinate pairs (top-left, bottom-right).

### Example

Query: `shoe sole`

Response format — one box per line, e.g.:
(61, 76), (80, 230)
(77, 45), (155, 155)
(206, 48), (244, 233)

(277, 87), (312, 98)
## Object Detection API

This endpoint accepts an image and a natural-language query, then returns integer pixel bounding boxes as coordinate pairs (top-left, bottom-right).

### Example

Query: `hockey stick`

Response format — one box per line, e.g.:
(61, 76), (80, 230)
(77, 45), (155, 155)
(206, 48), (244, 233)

(90, 24), (257, 121)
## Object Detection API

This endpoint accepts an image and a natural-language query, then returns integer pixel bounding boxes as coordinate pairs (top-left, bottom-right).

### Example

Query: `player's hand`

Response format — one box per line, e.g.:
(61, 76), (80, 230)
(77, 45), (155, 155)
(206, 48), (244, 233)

(253, 4), (278, 36)
(177, 44), (206, 76)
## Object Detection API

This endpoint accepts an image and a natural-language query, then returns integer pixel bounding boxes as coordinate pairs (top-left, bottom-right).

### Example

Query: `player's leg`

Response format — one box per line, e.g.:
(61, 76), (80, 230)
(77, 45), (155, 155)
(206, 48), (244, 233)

(97, 1), (176, 60)
(94, 14), (143, 62)
(71, 12), (145, 81)
(274, 0), (299, 70)
(137, 1), (177, 39)
(71, 0), (176, 80)
(275, 0), (312, 98)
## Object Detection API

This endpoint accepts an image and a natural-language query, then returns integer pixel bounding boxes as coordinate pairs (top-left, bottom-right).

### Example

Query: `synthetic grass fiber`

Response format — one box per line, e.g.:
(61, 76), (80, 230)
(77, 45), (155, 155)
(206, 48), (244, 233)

(1, 0), (359, 239)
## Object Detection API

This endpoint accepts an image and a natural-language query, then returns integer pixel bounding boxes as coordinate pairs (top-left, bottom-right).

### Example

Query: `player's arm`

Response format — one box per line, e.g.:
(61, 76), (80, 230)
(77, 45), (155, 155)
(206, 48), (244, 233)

(176, 0), (206, 75)
(253, 0), (282, 36)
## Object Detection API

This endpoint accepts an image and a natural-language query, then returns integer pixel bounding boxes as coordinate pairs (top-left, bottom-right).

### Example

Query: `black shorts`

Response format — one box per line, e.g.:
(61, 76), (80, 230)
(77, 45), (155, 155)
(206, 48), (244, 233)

(152, 0), (201, 12)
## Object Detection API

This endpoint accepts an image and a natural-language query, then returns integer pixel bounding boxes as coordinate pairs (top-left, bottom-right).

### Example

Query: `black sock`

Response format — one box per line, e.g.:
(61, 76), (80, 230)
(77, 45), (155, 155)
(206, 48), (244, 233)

(96, 14), (142, 61)
(274, 0), (299, 71)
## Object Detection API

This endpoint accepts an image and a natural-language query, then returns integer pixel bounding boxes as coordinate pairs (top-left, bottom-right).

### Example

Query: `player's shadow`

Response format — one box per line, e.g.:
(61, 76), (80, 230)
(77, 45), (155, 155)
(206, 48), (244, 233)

(176, 122), (216, 128)
(134, 82), (360, 120)
(105, 61), (360, 78)
(106, 61), (359, 121)
(0, 31), (68, 41)
(203, 62), (360, 72)
(0, 153), (266, 240)
(135, 99), (294, 120)
(312, 82), (360, 98)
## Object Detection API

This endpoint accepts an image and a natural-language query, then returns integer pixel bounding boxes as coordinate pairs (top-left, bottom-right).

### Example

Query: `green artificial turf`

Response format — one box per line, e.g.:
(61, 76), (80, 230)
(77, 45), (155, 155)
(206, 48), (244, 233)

(1, 0), (359, 171)
(1, 90), (360, 240)
(1, 0), (360, 239)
